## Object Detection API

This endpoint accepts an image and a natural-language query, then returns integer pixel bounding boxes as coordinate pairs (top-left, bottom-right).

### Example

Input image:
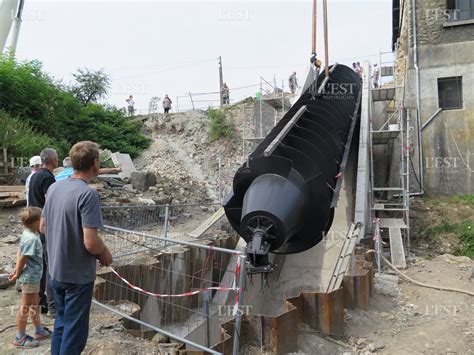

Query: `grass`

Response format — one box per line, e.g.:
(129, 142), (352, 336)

(425, 217), (474, 258)
(418, 195), (474, 258)
(423, 194), (474, 206)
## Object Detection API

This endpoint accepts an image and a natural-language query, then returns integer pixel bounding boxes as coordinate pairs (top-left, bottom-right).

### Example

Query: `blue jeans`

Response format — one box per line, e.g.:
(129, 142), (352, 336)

(49, 279), (94, 355)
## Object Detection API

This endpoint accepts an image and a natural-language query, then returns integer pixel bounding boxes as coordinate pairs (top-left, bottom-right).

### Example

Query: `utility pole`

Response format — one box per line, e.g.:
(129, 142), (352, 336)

(323, 0), (329, 78)
(218, 56), (224, 107)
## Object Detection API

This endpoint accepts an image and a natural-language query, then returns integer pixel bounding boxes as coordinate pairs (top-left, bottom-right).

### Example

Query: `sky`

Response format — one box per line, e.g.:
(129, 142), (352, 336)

(9, 0), (393, 112)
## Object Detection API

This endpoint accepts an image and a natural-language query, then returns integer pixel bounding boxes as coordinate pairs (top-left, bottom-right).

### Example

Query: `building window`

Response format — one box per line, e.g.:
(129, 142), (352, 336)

(447, 0), (474, 21)
(438, 77), (463, 110)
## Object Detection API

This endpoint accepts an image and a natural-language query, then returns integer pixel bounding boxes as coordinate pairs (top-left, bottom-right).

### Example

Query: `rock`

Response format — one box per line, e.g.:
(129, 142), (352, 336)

(438, 254), (472, 265)
(123, 184), (137, 193)
(130, 172), (157, 192)
(14, 166), (32, 184)
(365, 343), (376, 352)
(374, 273), (400, 297)
(116, 198), (130, 204)
(137, 197), (156, 205)
(0, 274), (12, 289)
(151, 333), (169, 344)
(373, 340), (385, 350)
(2, 235), (19, 244)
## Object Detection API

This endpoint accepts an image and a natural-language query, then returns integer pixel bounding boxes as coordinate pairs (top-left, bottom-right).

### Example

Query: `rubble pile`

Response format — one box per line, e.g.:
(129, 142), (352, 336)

(134, 106), (248, 204)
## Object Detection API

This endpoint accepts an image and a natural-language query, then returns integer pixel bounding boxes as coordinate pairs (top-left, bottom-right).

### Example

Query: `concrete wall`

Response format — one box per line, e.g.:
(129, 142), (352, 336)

(395, 0), (474, 194)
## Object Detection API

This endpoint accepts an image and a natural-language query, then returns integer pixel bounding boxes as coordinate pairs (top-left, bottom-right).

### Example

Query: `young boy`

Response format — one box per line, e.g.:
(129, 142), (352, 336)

(9, 207), (52, 348)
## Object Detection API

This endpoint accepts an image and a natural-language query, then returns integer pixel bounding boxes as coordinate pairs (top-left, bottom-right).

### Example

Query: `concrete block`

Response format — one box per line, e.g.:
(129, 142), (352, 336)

(110, 152), (136, 179)
(374, 273), (399, 297)
(130, 171), (156, 191)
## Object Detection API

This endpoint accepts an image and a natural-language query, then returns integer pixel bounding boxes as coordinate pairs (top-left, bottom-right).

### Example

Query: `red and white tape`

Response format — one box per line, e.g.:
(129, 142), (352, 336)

(110, 267), (239, 298)
(108, 256), (243, 316)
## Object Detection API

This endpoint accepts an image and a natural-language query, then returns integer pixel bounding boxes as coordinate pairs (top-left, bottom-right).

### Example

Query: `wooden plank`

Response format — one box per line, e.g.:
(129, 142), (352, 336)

(188, 207), (225, 238)
(0, 192), (23, 199)
(0, 186), (25, 192)
(379, 218), (407, 229)
(0, 198), (26, 208)
(389, 227), (406, 269)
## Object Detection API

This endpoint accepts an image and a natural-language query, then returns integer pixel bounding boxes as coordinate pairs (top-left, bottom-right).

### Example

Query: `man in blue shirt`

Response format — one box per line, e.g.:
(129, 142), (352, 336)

(55, 157), (74, 182)
(56, 156), (122, 181)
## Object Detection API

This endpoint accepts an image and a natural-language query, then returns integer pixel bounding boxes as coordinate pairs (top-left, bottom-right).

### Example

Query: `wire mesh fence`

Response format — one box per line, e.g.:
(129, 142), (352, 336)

(101, 203), (231, 237)
(95, 226), (245, 352)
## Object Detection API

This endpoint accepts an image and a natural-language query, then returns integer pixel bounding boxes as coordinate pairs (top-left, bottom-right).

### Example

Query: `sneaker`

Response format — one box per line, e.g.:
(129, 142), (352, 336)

(13, 334), (39, 348)
(35, 326), (52, 341)
(40, 305), (48, 314)
(47, 309), (56, 318)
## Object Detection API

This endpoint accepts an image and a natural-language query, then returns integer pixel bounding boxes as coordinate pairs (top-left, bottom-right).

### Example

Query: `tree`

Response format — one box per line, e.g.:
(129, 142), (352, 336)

(0, 56), (150, 158)
(71, 68), (111, 106)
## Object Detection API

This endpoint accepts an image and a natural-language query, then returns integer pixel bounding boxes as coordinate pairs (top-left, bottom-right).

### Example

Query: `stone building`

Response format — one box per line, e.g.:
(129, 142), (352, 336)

(392, 0), (474, 194)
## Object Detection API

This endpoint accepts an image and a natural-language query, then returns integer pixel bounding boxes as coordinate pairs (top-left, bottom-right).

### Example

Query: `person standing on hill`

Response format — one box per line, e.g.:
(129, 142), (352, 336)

(221, 83), (230, 105)
(162, 95), (172, 113)
(41, 141), (112, 355)
(126, 95), (135, 116)
(28, 148), (58, 317)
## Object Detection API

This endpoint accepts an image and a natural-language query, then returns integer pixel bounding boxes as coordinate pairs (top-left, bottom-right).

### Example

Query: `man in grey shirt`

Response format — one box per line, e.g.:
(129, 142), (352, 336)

(41, 141), (112, 355)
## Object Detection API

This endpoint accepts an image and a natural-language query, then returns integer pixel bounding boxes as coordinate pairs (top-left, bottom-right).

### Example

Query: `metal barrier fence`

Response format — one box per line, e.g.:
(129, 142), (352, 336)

(95, 225), (246, 354)
(101, 203), (226, 235)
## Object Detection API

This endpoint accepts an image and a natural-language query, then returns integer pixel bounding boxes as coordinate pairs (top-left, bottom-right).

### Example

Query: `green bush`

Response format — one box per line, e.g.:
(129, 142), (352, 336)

(207, 108), (234, 141)
(0, 55), (150, 158)
(0, 110), (66, 158)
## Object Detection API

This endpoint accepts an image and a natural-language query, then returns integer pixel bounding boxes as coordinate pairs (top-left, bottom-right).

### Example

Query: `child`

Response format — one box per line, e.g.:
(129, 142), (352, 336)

(9, 207), (52, 348)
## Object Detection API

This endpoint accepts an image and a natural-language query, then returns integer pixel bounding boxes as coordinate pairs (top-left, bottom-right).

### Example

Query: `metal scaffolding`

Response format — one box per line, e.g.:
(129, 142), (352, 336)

(369, 60), (411, 272)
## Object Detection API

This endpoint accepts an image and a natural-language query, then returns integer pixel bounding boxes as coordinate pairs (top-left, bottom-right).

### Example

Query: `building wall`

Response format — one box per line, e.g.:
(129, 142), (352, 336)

(416, 0), (474, 45)
(394, 0), (474, 195)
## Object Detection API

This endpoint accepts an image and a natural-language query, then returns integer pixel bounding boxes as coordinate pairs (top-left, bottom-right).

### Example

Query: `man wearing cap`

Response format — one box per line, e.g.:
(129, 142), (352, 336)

(25, 156), (42, 207)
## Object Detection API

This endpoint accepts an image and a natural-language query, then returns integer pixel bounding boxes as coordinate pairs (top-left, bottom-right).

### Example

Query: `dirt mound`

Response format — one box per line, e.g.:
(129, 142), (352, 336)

(134, 106), (249, 204)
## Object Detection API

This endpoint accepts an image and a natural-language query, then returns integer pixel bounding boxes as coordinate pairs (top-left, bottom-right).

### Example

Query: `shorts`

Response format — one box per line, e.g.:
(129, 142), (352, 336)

(21, 283), (40, 294)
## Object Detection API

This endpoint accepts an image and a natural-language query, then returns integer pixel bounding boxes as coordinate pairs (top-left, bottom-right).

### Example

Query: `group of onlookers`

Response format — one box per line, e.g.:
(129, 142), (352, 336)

(10, 142), (114, 353)
(126, 94), (173, 116)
